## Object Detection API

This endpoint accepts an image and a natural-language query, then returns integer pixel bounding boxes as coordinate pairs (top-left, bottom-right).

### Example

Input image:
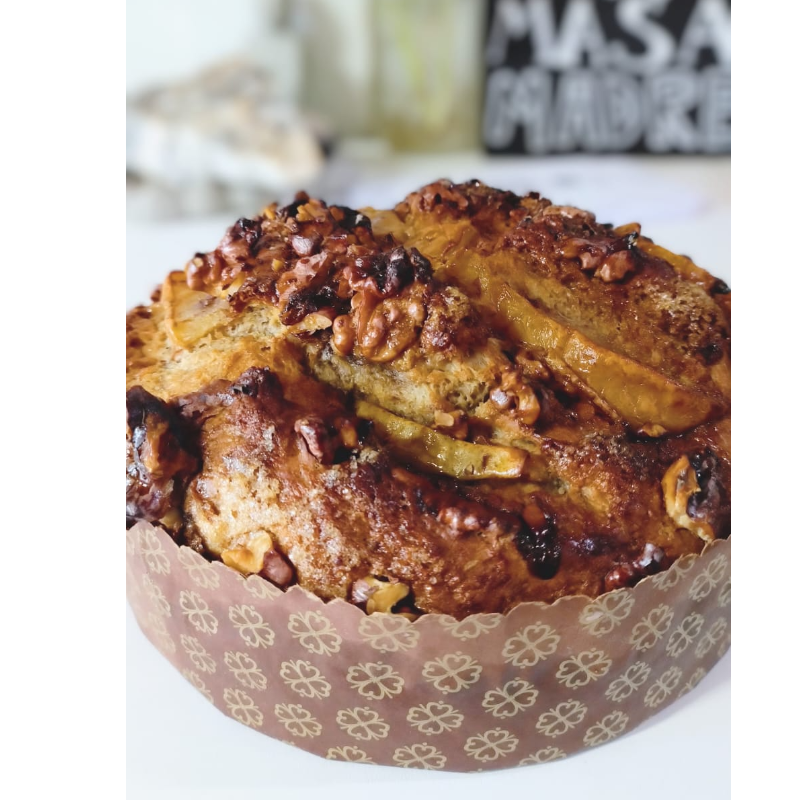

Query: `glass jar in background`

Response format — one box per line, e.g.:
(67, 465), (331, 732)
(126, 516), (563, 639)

(372, 0), (482, 152)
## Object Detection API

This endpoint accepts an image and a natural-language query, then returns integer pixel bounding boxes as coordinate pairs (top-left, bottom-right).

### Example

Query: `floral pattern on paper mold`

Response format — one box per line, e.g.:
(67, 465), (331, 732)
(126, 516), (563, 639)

(126, 522), (731, 773)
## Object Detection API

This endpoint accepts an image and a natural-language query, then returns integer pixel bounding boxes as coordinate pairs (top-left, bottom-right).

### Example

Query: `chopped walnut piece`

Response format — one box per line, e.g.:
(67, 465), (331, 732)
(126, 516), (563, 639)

(294, 416), (335, 462)
(662, 456), (715, 542)
(560, 228), (638, 283)
(497, 370), (540, 426)
(221, 530), (275, 574)
(331, 314), (356, 355)
(433, 409), (468, 439)
(596, 250), (635, 282)
(352, 576), (411, 614)
(126, 386), (197, 526)
(221, 530), (295, 587)
(367, 581), (410, 614)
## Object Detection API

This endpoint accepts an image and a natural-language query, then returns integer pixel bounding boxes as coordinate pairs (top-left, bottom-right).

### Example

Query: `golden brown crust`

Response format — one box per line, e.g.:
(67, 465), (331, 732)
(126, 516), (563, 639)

(126, 181), (731, 618)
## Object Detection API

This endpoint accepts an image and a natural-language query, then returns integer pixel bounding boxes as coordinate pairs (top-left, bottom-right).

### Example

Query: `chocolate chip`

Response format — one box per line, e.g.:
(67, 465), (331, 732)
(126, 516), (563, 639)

(603, 564), (637, 592)
(408, 248), (432, 282)
(277, 192), (311, 220)
(232, 217), (261, 252)
(623, 231), (639, 249)
(712, 278), (731, 295)
(230, 369), (275, 398)
(280, 292), (319, 325)
(380, 248), (414, 296)
(686, 450), (726, 522)
(699, 340), (724, 365)
(572, 534), (613, 557)
(515, 516), (561, 580)
(261, 549), (294, 587)
(633, 543), (665, 575)
(335, 206), (372, 232)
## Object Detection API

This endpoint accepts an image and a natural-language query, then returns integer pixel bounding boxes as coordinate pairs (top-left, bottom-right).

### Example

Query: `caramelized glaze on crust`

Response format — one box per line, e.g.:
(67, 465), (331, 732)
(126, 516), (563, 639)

(126, 181), (731, 619)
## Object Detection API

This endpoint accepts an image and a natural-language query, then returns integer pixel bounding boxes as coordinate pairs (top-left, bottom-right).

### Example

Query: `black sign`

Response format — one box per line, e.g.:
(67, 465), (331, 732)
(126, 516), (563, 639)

(483, 0), (731, 154)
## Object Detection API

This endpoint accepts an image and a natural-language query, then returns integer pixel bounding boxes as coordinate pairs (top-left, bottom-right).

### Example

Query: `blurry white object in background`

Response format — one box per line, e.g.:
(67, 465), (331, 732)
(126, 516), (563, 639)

(127, 58), (326, 219)
(127, 0), (329, 219)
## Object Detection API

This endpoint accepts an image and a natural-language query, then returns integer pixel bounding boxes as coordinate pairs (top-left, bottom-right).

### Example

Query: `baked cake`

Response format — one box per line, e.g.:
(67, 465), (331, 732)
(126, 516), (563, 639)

(126, 180), (731, 619)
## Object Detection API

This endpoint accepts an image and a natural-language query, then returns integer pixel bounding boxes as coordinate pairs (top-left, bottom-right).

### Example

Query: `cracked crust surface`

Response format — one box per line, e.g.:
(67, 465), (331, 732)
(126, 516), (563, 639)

(126, 181), (731, 618)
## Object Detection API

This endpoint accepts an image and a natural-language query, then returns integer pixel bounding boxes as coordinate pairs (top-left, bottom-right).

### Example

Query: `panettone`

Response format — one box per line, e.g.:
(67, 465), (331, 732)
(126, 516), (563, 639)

(126, 180), (731, 620)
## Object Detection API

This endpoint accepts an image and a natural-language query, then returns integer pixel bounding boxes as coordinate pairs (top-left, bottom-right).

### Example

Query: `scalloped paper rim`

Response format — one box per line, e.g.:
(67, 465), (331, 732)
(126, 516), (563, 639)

(126, 522), (730, 772)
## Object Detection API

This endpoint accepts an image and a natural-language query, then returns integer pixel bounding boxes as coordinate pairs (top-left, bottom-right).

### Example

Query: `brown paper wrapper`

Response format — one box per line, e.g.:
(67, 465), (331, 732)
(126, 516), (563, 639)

(126, 522), (730, 771)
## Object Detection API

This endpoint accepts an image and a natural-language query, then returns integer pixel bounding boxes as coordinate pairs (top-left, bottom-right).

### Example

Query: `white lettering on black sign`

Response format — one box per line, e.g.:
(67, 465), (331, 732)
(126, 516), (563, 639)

(483, 0), (731, 154)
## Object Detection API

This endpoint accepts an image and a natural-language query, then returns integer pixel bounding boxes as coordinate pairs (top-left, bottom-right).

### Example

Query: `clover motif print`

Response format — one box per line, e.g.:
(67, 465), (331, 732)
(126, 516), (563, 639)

(464, 729), (519, 762)
(555, 649), (613, 688)
(689, 555), (728, 601)
(392, 744), (447, 770)
(439, 615), (502, 641)
(336, 707), (390, 741)
(179, 590), (218, 635)
(125, 529), (137, 556)
(482, 679), (538, 719)
(180, 634), (217, 674)
(287, 611), (342, 656)
(346, 662), (404, 700)
(605, 661), (651, 703)
(651, 556), (694, 591)
(223, 651), (268, 691)
(579, 591), (635, 636)
(406, 702), (464, 735)
(519, 747), (566, 765)
(228, 604), (275, 649)
(696, 618), (728, 658)
(274, 703), (322, 738)
(139, 527), (170, 575)
(717, 579), (731, 608)
(358, 614), (420, 653)
(666, 612), (704, 657)
(325, 746), (373, 763)
(279, 660), (331, 700)
(535, 700), (588, 738)
(223, 688), (263, 729)
(146, 612), (176, 654)
(678, 667), (708, 698)
(181, 670), (213, 703)
(583, 711), (629, 746)
(644, 666), (683, 708)
(141, 574), (171, 617)
(502, 623), (560, 667)
(177, 547), (220, 590)
(241, 573), (281, 600)
(422, 653), (482, 694)
(630, 604), (673, 651)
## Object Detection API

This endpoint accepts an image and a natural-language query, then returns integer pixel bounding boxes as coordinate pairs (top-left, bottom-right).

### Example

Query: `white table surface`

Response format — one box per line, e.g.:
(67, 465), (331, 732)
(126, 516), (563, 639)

(127, 154), (731, 800)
